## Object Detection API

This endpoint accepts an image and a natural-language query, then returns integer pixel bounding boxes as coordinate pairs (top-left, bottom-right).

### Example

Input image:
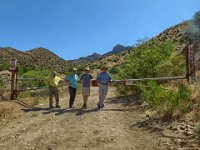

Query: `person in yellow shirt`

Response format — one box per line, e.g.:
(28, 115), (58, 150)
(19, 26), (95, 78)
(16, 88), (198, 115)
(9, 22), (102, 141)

(45, 71), (62, 108)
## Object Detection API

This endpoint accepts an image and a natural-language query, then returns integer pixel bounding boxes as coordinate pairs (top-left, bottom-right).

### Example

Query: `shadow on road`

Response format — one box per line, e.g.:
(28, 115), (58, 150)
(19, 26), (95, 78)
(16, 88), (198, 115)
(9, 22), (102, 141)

(21, 106), (129, 116)
(21, 107), (100, 116)
(21, 107), (51, 112)
(75, 108), (99, 116)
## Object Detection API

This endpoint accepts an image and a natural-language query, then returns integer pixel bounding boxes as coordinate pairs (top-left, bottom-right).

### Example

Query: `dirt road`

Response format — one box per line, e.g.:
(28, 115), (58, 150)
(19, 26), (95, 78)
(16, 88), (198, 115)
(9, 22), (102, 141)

(0, 87), (169, 150)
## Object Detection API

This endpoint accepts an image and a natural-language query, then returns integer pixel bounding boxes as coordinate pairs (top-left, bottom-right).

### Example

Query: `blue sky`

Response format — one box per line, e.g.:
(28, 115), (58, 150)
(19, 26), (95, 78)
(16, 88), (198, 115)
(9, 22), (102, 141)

(0, 0), (199, 60)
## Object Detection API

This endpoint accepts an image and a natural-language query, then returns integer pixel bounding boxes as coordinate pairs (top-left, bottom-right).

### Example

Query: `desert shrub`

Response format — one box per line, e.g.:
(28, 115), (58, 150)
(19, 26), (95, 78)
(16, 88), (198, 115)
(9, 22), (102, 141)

(138, 81), (191, 120)
(0, 103), (13, 119)
(17, 64), (29, 76)
(76, 66), (85, 75)
(0, 62), (10, 71)
(19, 69), (51, 88)
(116, 40), (186, 95)
(0, 62), (28, 75)
(109, 66), (119, 74)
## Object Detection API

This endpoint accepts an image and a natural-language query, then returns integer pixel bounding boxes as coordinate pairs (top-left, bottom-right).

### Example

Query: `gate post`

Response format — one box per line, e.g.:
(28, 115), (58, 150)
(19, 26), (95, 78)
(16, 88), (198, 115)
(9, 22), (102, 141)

(10, 59), (17, 100)
(185, 45), (190, 83)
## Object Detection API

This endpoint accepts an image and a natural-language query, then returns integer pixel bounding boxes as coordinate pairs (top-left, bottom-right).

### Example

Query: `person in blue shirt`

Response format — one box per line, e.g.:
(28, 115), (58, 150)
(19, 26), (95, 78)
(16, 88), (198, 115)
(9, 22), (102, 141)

(64, 68), (79, 108)
(96, 66), (112, 109)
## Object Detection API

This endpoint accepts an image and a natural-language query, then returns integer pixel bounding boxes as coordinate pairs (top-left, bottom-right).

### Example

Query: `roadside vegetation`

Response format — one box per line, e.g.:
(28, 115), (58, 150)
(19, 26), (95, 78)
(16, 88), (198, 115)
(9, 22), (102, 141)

(114, 40), (188, 120)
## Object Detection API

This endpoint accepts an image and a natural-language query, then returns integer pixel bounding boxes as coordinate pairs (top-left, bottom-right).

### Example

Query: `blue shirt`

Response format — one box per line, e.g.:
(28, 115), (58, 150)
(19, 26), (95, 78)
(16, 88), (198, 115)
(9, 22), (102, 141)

(96, 72), (112, 85)
(65, 74), (79, 88)
(80, 73), (93, 87)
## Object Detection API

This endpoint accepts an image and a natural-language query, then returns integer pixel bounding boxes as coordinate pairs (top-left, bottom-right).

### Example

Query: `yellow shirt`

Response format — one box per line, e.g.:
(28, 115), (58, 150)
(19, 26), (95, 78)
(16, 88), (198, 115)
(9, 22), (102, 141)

(46, 76), (62, 87)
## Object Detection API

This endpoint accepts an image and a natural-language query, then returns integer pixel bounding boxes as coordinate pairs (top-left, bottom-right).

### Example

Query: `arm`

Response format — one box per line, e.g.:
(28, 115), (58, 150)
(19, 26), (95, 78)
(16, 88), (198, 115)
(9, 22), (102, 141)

(96, 73), (101, 83)
(108, 73), (112, 86)
(78, 74), (82, 83)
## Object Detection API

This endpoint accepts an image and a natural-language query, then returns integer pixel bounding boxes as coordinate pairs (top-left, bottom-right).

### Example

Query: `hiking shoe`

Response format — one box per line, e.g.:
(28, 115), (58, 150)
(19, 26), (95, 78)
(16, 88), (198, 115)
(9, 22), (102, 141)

(97, 104), (101, 109)
(101, 104), (104, 108)
(55, 105), (61, 108)
(82, 104), (87, 109)
(69, 106), (74, 108)
(49, 105), (54, 109)
(97, 104), (104, 109)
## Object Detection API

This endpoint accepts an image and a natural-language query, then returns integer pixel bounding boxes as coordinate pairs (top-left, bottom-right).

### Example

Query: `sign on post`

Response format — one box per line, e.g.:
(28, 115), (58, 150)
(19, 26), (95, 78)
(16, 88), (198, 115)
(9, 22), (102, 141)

(10, 59), (17, 71)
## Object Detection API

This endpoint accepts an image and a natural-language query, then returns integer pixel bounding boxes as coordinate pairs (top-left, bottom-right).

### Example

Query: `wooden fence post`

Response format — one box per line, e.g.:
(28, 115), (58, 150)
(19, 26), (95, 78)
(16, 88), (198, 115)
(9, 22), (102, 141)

(10, 59), (17, 100)
(185, 45), (190, 83)
(10, 70), (16, 100)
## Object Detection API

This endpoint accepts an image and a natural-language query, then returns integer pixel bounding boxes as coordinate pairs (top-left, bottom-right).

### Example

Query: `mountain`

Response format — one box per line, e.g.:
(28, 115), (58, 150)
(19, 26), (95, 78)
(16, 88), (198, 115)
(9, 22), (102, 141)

(68, 44), (130, 65)
(0, 47), (69, 73)
(68, 53), (102, 65)
(103, 44), (130, 56)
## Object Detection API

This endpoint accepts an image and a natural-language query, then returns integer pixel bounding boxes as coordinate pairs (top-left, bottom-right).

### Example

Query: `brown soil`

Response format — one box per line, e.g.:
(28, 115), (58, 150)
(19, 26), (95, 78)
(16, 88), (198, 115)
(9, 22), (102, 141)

(0, 87), (171, 150)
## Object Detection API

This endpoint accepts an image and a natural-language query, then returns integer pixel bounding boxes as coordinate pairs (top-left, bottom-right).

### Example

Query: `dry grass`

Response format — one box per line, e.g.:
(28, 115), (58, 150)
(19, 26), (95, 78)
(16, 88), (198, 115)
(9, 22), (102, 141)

(0, 102), (14, 119)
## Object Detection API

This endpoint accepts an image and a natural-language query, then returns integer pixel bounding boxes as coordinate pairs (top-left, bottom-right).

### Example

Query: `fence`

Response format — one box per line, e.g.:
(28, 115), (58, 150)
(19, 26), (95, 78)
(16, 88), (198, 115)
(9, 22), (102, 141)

(9, 44), (196, 100)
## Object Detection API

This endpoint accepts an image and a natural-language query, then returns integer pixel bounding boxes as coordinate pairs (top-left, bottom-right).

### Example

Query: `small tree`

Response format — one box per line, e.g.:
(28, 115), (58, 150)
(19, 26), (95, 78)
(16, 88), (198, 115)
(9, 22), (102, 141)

(138, 81), (191, 121)
(109, 66), (119, 74)
(0, 62), (10, 71)
(20, 69), (51, 88)
(116, 40), (186, 95)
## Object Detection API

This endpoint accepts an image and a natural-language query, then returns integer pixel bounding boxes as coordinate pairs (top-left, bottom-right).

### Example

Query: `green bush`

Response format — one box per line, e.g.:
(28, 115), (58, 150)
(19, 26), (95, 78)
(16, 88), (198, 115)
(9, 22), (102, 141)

(19, 69), (51, 88)
(17, 64), (29, 76)
(116, 40), (186, 95)
(0, 62), (10, 71)
(109, 66), (119, 74)
(138, 81), (191, 120)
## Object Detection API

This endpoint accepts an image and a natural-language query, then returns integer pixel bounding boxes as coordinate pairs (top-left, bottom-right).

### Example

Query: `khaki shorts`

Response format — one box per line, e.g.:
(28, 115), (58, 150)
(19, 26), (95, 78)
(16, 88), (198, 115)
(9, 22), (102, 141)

(82, 87), (90, 96)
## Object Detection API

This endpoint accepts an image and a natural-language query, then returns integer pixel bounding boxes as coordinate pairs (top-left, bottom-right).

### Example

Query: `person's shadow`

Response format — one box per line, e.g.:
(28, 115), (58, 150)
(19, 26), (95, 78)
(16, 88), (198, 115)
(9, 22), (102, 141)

(21, 107), (100, 116)
(75, 107), (99, 116)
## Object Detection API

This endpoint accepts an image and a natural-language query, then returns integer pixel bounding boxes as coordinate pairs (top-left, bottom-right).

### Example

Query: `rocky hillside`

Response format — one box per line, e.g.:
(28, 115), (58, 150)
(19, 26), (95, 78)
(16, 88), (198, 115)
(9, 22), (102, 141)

(68, 44), (131, 65)
(84, 22), (190, 70)
(0, 47), (69, 73)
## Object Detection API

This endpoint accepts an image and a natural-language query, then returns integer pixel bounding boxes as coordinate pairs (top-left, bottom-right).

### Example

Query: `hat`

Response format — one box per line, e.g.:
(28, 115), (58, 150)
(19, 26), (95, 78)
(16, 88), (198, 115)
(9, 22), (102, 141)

(52, 71), (57, 75)
(72, 68), (77, 71)
(101, 66), (108, 70)
(84, 67), (90, 71)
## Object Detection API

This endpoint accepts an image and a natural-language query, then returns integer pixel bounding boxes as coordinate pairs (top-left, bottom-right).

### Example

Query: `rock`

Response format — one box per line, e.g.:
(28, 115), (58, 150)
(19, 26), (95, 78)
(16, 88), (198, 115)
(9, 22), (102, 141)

(183, 131), (193, 136)
(169, 126), (178, 131)
(16, 133), (20, 136)
(179, 140), (187, 147)
(84, 144), (88, 147)
(179, 126), (186, 130)
(145, 114), (150, 118)
(176, 148), (186, 150)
